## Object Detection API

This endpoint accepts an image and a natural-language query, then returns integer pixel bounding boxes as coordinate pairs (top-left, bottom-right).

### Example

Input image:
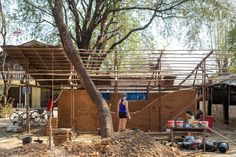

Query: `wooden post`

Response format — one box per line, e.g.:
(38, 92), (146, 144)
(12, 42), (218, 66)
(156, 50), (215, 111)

(158, 52), (162, 131)
(25, 60), (30, 133)
(223, 85), (230, 124)
(146, 87), (149, 100)
(71, 83), (75, 130)
(18, 86), (21, 108)
(158, 83), (162, 131)
(25, 83), (30, 133)
(207, 87), (212, 115)
(70, 65), (75, 130)
(202, 60), (206, 121)
(114, 49), (118, 111)
(203, 128), (206, 152)
(196, 89), (200, 110)
(49, 52), (54, 150)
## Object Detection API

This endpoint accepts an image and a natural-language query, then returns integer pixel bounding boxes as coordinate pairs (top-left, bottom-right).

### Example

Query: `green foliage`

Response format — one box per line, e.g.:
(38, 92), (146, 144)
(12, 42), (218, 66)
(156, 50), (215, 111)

(0, 95), (15, 117)
(227, 27), (236, 50)
(226, 27), (236, 73)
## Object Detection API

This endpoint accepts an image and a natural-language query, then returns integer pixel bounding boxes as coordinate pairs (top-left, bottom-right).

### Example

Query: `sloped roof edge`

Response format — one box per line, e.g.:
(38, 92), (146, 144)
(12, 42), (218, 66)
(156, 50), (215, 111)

(1, 40), (62, 48)
(211, 74), (236, 86)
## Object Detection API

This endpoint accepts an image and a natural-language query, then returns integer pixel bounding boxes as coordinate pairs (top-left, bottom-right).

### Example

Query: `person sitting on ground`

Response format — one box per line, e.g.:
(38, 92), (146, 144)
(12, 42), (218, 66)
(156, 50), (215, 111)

(185, 111), (195, 126)
(117, 93), (131, 132)
(185, 111), (196, 136)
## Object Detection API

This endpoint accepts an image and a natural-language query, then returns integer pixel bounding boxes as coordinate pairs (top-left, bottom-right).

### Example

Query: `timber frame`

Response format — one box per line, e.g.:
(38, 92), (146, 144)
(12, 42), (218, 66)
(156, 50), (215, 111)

(1, 40), (232, 126)
(1, 41), (228, 90)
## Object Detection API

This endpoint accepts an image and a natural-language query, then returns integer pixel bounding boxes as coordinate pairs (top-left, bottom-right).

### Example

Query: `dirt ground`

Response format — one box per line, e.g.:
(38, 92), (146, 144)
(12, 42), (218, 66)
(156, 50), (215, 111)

(0, 117), (236, 157)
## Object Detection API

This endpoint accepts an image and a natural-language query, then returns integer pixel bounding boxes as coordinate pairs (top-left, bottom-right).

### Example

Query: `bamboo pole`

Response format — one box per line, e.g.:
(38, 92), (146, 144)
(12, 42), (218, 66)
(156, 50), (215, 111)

(202, 60), (206, 121)
(207, 127), (236, 145)
(48, 52), (54, 150)
(158, 51), (163, 131)
(25, 59), (30, 133)
(114, 49), (118, 114)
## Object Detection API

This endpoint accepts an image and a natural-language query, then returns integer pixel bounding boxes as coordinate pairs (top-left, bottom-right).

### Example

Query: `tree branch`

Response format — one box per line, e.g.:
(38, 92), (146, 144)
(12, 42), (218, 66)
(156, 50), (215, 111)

(108, 6), (159, 51)
(82, 0), (93, 31)
(106, 0), (188, 16)
(1, 53), (6, 80)
(62, 4), (69, 26)
(158, 0), (189, 13)
(67, 0), (82, 42)
(25, 0), (53, 16)
(105, 0), (188, 52)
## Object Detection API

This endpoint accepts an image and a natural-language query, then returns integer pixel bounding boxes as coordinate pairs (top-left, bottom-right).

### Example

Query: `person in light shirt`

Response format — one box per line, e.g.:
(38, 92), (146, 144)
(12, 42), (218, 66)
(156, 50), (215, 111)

(185, 111), (195, 126)
(185, 111), (195, 136)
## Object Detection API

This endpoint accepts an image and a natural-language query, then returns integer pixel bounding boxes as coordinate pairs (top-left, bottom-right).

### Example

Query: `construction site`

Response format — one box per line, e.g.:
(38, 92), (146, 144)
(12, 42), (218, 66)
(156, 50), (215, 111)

(0, 40), (235, 156)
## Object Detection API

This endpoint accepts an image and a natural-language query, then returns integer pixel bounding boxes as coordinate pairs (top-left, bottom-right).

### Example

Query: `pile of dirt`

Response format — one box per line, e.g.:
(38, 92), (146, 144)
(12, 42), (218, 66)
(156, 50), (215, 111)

(0, 143), (68, 157)
(1, 130), (204, 157)
(62, 129), (203, 157)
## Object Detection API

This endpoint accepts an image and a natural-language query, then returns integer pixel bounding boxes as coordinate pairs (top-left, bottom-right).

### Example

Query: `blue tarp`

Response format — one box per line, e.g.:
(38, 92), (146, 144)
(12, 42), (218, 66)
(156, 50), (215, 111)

(101, 93), (110, 100)
(126, 93), (147, 100)
(101, 93), (147, 100)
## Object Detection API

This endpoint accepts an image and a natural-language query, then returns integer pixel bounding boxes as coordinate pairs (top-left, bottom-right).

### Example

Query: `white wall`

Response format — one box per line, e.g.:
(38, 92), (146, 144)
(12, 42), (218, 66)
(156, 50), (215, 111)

(31, 87), (41, 108)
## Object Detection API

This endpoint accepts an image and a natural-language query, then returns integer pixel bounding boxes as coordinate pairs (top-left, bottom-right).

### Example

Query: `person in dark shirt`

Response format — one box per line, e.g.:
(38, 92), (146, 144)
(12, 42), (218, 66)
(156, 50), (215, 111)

(195, 110), (203, 120)
(117, 93), (131, 132)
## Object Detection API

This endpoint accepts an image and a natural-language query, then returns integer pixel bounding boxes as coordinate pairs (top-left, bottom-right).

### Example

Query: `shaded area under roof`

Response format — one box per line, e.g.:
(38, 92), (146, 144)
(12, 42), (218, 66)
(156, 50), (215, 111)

(1, 40), (71, 86)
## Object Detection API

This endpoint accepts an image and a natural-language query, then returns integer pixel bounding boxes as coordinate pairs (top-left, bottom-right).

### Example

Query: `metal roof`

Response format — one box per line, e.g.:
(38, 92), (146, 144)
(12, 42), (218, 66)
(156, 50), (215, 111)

(211, 74), (236, 86)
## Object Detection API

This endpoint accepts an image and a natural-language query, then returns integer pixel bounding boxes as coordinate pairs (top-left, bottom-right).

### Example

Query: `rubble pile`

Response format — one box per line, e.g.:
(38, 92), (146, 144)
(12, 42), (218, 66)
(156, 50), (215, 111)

(62, 142), (100, 157)
(1, 130), (204, 157)
(98, 129), (183, 157)
(62, 129), (200, 157)
(53, 128), (75, 146)
(44, 117), (58, 136)
(0, 143), (68, 157)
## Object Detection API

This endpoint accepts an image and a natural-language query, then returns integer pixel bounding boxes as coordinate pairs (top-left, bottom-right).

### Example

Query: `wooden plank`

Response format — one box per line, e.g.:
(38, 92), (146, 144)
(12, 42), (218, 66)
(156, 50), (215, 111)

(178, 50), (214, 86)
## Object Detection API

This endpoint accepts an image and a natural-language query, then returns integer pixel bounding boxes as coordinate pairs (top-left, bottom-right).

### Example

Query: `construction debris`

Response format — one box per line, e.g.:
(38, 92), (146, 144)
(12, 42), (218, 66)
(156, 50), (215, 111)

(43, 117), (58, 136)
(53, 128), (75, 146)
(1, 130), (204, 157)
(0, 143), (68, 157)
(61, 129), (203, 157)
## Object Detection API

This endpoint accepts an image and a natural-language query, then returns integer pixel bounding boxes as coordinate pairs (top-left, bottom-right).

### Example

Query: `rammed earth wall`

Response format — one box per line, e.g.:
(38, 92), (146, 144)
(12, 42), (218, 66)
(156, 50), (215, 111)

(58, 89), (196, 131)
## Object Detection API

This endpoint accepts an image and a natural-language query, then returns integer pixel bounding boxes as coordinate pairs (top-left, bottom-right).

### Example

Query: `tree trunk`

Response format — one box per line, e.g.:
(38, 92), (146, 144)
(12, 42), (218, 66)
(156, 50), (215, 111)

(52, 0), (114, 138)
(0, 0), (8, 106)
(0, 0), (7, 45)
(3, 80), (9, 104)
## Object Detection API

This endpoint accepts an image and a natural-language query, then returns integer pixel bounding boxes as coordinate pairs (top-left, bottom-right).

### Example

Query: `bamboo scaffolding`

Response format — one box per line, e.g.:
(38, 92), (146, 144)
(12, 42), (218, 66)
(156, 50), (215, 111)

(1, 45), (231, 93)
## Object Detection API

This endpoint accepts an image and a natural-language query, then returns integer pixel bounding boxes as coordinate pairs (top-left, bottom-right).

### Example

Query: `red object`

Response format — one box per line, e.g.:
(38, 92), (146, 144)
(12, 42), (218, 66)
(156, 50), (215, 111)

(176, 120), (184, 128)
(47, 99), (53, 111)
(167, 120), (175, 128)
(200, 115), (214, 132)
(201, 121), (209, 128)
